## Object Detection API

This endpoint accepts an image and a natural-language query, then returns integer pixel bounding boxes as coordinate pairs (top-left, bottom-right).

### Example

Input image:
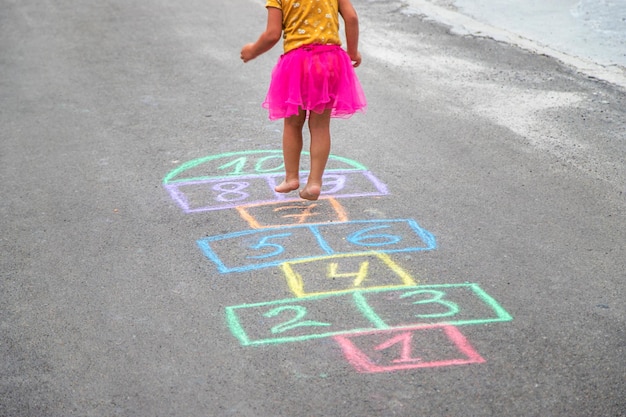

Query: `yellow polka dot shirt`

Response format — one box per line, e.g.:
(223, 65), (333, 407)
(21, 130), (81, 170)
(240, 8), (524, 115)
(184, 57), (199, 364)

(266, 0), (342, 53)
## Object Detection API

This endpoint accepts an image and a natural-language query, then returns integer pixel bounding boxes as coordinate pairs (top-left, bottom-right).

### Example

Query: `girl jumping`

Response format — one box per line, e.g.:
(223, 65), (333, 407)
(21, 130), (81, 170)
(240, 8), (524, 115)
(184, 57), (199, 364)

(241, 0), (366, 200)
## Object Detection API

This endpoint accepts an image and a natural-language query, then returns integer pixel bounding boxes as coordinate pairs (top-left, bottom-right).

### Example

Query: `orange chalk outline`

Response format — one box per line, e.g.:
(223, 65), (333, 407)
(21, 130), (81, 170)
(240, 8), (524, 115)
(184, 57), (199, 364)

(236, 197), (349, 229)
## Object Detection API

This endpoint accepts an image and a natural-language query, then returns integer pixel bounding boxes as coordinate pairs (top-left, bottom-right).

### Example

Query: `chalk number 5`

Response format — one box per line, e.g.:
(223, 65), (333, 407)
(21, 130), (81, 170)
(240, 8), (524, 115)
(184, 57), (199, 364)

(247, 233), (291, 259)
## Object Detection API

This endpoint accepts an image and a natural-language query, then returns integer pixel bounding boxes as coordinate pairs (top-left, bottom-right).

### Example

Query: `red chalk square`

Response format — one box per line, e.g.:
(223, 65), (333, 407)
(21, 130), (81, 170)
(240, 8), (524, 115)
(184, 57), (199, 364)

(333, 325), (485, 373)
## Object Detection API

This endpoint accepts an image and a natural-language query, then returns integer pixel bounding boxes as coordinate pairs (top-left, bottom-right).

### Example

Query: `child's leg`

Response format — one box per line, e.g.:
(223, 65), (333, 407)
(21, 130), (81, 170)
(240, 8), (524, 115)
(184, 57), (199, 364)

(275, 109), (307, 193)
(300, 109), (331, 200)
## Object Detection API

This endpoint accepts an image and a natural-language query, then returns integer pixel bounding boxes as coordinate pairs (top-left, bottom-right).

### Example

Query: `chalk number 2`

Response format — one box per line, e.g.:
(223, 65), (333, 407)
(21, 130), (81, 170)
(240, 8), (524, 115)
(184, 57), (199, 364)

(264, 305), (331, 334)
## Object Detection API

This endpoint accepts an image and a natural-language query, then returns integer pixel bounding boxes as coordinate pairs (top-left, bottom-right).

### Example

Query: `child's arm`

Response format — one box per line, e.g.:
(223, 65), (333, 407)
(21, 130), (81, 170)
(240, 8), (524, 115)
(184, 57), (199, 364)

(241, 7), (283, 63)
(338, 0), (361, 67)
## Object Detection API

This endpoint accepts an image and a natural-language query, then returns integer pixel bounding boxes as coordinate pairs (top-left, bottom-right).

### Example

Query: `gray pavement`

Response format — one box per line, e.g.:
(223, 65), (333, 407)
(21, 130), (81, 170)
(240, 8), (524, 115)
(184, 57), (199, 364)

(1, 0), (625, 416)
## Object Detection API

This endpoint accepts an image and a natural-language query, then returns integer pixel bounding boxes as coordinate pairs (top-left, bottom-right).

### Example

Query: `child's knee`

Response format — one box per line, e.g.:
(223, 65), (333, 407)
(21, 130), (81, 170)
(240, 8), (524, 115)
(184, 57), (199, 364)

(308, 110), (331, 129)
(284, 110), (307, 128)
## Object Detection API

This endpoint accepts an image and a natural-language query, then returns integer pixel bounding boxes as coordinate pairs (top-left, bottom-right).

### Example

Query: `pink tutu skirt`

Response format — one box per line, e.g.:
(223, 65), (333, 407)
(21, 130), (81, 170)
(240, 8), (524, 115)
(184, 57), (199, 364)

(262, 44), (367, 120)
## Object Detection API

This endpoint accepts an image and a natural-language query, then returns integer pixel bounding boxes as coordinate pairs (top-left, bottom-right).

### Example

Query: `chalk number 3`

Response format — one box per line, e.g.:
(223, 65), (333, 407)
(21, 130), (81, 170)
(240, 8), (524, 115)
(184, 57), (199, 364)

(400, 290), (459, 318)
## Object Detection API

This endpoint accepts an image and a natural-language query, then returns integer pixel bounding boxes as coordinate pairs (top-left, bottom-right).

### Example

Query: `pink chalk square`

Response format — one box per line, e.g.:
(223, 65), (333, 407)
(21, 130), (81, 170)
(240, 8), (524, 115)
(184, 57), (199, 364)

(333, 325), (485, 373)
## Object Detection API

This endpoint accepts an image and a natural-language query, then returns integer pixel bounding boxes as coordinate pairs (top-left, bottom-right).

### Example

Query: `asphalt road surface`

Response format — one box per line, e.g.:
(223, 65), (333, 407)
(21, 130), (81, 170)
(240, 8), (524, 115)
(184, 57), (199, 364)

(1, 0), (625, 416)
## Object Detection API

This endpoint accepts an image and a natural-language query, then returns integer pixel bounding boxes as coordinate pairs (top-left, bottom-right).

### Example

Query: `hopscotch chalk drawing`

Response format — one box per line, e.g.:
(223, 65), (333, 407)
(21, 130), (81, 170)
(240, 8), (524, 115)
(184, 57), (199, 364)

(196, 219), (436, 273)
(163, 150), (512, 373)
(334, 324), (486, 373)
(225, 283), (512, 346)
(163, 150), (388, 213)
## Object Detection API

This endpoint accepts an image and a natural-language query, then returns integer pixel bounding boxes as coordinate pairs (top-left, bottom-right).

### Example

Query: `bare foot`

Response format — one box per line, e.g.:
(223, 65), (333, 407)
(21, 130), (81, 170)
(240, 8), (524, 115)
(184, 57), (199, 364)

(274, 180), (299, 193)
(299, 184), (321, 201)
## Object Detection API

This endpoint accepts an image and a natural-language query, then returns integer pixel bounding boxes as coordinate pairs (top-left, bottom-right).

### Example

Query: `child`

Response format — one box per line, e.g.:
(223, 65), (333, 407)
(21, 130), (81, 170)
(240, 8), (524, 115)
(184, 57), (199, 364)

(241, 0), (366, 200)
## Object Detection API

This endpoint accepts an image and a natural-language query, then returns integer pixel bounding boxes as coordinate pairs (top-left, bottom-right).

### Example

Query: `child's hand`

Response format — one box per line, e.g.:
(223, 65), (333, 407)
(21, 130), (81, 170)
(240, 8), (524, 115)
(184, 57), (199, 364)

(241, 8), (282, 63)
(240, 44), (256, 63)
(350, 51), (362, 68)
